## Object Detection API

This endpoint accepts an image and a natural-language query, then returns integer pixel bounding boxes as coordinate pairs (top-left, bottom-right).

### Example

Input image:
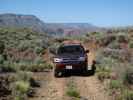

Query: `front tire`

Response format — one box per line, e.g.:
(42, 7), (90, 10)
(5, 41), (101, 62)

(90, 67), (95, 75)
(84, 65), (96, 76)
(54, 69), (62, 77)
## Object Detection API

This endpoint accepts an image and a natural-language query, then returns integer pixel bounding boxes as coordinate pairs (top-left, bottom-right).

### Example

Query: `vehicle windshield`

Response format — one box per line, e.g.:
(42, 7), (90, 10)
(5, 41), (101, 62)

(57, 45), (85, 54)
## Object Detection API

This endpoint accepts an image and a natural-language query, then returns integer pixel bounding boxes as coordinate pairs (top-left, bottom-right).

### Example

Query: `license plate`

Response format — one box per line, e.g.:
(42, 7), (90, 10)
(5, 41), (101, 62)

(88, 65), (92, 70)
(66, 65), (72, 69)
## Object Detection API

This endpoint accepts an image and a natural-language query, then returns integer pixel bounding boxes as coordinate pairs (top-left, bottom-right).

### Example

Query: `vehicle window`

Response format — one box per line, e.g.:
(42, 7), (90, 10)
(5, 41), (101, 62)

(58, 45), (84, 54)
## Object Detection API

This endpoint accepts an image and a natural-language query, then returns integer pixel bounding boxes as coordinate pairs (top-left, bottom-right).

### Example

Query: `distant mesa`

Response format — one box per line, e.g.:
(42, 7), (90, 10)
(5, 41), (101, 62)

(0, 13), (100, 35)
(0, 13), (46, 32)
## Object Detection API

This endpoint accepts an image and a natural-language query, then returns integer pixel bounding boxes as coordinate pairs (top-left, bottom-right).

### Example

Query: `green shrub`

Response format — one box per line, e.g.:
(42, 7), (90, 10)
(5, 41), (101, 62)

(2, 61), (18, 72)
(34, 56), (46, 64)
(96, 66), (111, 73)
(90, 32), (104, 40)
(97, 72), (110, 82)
(15, 56), (53, 72)
(0, 54), (4, 64)
(123, 67), (133, 85)
(17, 40), (31, 51)
(108, 41), (121, 49)
(43, 63), (53, 69)
(16, 71), (33, 82)
(66, 79), (80, 98)
(117, 34), (128, 43)
(11, 71), (32, 100)
(12, 81), (30, 100)
(109, 80), (123, 89)
(34, 46), (44, 54)
(18, 62), (53, 72)
(129, 41), (133, 48)
(28, 63), (53, 72)
(18, 62), (29, 71)
(15, 81), (30, 94)
(96, 56), (113, 82)
(124, 90), (133, 100)
(66, 88), (80, 98)
(96, 56), (116, 70)
(49, 43), (60, 54)
(0, 41), (5, 54)
(17, 56), (45, 71)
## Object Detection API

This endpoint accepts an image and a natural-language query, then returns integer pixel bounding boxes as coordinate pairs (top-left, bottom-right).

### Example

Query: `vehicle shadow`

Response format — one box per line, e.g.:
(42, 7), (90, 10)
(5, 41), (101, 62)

(62, 71), (94, 78)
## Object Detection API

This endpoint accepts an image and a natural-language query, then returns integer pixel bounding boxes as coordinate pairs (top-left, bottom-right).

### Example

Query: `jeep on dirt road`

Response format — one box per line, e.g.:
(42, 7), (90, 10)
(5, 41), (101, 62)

(53, 42), (95, 77)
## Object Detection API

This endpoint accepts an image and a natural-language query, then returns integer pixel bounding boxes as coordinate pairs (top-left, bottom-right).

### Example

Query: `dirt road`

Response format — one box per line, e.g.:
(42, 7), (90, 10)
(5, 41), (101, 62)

(75, 76), (110, 100)
(74, 42), (110, 100)
(30, 72), (67, 100)
(30, 72), (110, 100)
(29, 42), (111, 100)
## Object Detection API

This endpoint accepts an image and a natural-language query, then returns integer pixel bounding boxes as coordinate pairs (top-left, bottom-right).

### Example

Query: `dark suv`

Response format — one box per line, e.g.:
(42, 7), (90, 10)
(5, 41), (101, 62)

(53, 43), (95, 77)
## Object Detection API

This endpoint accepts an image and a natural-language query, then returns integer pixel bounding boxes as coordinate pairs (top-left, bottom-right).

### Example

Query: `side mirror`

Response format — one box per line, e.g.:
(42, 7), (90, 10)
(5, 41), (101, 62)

(85, 49), (89, 53)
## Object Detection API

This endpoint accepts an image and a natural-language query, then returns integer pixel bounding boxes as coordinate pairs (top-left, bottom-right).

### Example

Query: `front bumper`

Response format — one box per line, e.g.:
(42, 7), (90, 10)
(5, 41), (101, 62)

(54, 61), (88, 71)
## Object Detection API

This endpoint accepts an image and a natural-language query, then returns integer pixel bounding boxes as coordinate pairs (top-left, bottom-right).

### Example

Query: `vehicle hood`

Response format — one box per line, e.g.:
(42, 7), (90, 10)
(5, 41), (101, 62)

(56, 53), (85, 59)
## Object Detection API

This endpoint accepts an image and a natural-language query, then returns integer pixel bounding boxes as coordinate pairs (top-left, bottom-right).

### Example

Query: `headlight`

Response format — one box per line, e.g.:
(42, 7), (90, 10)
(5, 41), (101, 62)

(54, 58), (63, 63)
(79, 57), (86, 61)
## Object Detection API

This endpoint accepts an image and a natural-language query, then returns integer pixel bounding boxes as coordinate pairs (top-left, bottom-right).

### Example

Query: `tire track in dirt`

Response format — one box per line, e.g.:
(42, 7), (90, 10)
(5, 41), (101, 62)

(30, 41), (111, 100)
(29, 72), (67, 100)
(73, 42), (111, 100)
(74, 76), (111, 100)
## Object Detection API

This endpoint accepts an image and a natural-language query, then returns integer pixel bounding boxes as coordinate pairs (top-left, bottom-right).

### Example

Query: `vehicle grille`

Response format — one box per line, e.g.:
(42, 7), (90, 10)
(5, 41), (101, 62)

(63, 58), (78, 61)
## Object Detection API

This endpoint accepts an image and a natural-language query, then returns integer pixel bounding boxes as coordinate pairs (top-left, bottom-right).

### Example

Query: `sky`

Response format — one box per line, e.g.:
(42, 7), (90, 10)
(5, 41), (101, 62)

(0, 0), (133, 27)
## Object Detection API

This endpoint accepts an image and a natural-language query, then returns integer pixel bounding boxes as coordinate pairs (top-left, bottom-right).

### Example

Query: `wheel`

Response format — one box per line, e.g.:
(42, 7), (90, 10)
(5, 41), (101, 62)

(54, 69), (62, 77)
(90, 67), (95, 75)
(90, 63), (96, 74)
(83, 65), (96, 76)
